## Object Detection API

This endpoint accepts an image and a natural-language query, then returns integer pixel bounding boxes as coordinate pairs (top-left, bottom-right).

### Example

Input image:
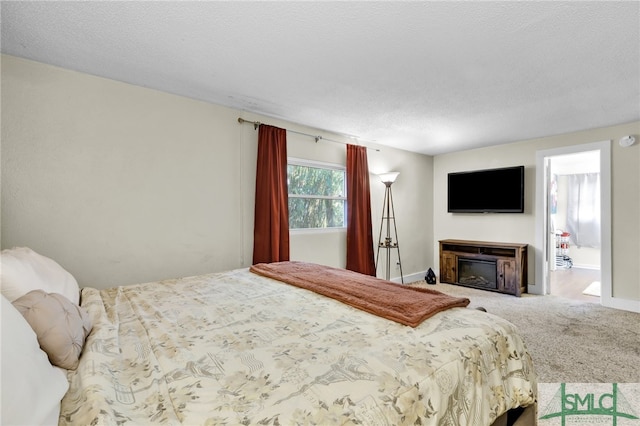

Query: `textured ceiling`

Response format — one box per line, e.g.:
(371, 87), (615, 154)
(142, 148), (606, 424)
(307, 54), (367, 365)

(1, 1), (639, 155)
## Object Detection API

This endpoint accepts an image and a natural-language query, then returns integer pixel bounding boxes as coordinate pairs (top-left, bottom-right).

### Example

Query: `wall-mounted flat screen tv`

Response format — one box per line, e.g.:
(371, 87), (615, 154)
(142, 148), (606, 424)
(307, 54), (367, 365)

(447, 165), (525, 213)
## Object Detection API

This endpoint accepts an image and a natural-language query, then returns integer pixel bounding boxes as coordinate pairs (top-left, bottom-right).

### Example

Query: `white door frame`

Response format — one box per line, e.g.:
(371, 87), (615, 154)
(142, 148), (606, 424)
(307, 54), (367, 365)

(534, 141), (612, 305)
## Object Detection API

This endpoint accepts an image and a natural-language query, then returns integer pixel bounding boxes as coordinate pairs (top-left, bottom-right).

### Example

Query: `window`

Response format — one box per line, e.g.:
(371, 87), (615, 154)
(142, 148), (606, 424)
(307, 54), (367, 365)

(287, 159), (346, 230)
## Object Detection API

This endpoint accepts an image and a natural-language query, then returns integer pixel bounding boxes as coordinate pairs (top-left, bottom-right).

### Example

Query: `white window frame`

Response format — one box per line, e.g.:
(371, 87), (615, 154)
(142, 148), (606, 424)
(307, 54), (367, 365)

(287, 157), (347, 232)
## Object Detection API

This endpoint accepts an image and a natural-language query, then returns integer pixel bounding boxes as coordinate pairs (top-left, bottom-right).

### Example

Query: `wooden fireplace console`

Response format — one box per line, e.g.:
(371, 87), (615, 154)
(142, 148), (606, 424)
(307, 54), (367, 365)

(439, 239), (528, 296)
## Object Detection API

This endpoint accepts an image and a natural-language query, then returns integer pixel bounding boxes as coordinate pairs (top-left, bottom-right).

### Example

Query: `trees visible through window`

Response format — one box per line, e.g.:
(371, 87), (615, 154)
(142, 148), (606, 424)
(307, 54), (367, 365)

(287, 159), (346, 229)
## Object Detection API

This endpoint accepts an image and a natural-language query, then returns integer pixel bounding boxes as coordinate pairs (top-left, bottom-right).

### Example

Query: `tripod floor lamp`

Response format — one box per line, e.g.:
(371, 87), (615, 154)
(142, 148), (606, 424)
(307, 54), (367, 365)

(375, 172), (404, 283)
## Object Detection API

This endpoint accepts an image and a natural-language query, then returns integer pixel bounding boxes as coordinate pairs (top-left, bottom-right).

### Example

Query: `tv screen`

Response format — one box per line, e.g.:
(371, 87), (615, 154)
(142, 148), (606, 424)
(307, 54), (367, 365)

(447, 165), (524, 213)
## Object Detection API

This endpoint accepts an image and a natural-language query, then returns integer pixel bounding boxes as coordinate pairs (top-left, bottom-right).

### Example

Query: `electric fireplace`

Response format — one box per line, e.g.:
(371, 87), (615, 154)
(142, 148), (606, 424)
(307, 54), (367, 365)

(439, 239), (528, 297)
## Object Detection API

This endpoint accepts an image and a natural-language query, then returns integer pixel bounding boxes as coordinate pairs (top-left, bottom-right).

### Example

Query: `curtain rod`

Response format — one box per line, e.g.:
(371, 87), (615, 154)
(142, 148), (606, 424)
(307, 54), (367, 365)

(237, 118), (380, 152)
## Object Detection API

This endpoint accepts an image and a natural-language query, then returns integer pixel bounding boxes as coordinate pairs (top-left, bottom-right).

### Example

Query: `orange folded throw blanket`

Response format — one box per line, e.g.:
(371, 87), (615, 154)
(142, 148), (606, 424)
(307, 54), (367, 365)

(250, 261), (470, 327)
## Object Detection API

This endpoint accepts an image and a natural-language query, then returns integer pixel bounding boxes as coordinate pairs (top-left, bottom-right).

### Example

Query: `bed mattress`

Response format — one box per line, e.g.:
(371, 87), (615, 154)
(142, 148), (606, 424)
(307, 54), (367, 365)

(60, 267), (536, 425)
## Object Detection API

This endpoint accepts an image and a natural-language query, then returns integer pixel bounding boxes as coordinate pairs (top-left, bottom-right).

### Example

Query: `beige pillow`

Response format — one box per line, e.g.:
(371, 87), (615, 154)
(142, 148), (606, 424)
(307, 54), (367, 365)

(12, 290), (92, 370)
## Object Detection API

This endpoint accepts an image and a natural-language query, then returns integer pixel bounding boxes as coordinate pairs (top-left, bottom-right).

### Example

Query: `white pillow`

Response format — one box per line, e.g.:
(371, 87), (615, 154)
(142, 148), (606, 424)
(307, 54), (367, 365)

(1, 295), (69, 425)
(0, 247), (80, 304)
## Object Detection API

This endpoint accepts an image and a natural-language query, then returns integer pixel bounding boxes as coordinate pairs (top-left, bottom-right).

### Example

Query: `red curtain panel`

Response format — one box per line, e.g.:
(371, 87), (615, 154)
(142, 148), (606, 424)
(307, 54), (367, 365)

(346, 144), (376, 276)
(252, 125), (290, 264)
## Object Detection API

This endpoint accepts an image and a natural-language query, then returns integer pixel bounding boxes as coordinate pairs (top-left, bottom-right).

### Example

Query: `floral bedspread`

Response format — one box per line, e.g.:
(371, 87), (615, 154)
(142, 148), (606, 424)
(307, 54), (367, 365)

(60, 268), (536, 425)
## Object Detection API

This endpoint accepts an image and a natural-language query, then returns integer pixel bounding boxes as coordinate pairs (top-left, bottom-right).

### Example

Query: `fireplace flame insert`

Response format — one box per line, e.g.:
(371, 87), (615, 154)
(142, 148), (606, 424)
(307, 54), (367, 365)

(458, 258), (498, 289)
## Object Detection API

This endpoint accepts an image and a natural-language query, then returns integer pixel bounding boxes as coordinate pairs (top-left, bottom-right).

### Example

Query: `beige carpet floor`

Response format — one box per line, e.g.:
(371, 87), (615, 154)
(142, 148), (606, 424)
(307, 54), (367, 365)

(409, 280), (640, 383)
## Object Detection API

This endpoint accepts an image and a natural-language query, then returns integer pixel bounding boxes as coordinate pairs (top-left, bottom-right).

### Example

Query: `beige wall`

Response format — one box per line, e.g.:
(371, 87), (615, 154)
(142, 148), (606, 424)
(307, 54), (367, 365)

(2, 54), (636, 303)
(433, 121), (640, 301)
(1, 55), (433, 288)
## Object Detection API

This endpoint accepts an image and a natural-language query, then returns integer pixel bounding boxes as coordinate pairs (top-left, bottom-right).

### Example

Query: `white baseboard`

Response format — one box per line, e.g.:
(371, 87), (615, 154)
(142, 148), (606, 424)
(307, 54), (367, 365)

(395, 272), (640, 313)
(603, 296), (640, 313)
(389, 270), (427, 284)
(390, 269), (639, 313)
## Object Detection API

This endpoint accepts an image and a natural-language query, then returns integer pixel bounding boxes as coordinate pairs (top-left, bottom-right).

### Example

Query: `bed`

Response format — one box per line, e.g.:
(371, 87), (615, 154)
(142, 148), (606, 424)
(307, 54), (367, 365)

(1, 248), (537, 425)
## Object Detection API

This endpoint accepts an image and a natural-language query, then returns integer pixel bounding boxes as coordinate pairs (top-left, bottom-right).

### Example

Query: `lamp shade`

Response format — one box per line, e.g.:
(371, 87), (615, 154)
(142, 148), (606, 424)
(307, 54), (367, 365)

(379, 172), (399, 184)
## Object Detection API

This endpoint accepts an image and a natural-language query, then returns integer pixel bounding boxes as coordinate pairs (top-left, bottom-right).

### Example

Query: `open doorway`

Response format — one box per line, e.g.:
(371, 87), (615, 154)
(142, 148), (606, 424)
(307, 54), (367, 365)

(534, 141), (612, 306)
(547, 151), (601, 303)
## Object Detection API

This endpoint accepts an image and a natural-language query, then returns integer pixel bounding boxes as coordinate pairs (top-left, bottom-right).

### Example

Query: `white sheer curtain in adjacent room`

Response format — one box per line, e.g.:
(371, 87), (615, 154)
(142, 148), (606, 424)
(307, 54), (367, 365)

(566, 173), (601, 248)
